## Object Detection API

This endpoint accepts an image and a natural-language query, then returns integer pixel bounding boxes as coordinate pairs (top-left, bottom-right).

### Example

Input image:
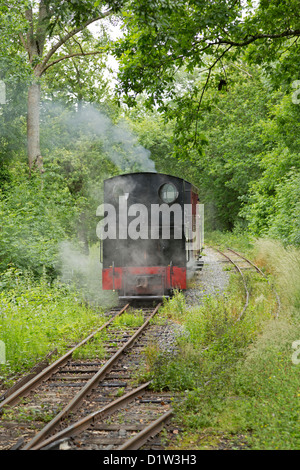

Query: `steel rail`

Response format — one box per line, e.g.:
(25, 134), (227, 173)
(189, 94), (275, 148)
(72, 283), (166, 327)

(211, 246), (249, 320)
(23, 302), (162, 450)
(118, 409), (173, 450)
(0, 303), (130, 412)
(226, 247), (265, 275)
(31, 382), (151, 450)
(226, 247), (281, 318)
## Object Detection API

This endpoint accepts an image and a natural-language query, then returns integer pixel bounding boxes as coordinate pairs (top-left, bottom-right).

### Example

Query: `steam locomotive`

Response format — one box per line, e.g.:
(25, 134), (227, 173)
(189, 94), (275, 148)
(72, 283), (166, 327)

(99, 172), (204, 299)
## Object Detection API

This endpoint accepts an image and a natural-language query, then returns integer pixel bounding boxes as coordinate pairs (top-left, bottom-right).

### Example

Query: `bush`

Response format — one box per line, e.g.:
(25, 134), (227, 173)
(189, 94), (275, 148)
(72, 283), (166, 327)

(0, 168), (76, 276)
(0, 268), (104, 383)
(149, 238), (300, 449)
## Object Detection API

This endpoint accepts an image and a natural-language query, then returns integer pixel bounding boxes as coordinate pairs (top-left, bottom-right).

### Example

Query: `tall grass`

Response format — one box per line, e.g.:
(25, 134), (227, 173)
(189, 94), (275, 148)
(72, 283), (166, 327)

(205, 229), (254, 254)
(150, 236), (300, 450)
(254, 239), (300, 311)
(0, 267), (105, 384)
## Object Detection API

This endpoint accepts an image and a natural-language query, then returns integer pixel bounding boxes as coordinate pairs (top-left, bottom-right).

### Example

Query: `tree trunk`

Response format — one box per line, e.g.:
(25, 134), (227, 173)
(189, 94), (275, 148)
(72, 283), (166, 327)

(22, 1), (110, 176)
(27, 81), (44, 175)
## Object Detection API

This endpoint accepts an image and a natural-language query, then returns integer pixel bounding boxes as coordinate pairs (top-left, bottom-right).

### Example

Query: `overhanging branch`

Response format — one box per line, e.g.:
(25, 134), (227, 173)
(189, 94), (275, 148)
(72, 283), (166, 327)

(39, 9), (113, 73)
(41, 49), (106, 74)
(215, 28), (300, 47)
(194, 45), (232, 146)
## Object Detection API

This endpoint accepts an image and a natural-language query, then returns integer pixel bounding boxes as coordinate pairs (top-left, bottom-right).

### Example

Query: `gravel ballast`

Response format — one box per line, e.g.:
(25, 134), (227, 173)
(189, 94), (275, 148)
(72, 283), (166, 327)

(184, 246), (231, 308)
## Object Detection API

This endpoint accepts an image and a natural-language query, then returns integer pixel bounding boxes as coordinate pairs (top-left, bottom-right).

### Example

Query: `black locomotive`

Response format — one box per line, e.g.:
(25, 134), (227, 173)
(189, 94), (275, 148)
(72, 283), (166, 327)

(99, 172), (204, 299)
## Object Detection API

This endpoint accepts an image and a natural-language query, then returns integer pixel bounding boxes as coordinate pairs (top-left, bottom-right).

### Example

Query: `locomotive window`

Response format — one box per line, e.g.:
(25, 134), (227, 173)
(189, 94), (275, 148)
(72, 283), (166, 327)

(159, 183), (179, 203)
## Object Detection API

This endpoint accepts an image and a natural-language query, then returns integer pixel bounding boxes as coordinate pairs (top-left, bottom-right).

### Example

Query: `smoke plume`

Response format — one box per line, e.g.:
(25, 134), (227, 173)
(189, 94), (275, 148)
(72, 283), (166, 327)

(59, 240), (118, 308)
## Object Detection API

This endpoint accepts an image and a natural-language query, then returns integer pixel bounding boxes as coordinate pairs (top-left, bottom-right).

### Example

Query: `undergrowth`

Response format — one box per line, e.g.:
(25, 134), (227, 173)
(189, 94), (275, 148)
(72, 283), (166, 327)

(0, 267), (105, 386)
(147, 236), (300, 450)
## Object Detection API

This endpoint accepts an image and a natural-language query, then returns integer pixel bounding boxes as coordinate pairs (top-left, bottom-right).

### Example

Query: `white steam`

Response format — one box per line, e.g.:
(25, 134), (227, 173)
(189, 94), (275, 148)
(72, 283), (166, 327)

(59, 240), (118, 308)
(47, 103), (156, 304)
(65, 104), (156, 173)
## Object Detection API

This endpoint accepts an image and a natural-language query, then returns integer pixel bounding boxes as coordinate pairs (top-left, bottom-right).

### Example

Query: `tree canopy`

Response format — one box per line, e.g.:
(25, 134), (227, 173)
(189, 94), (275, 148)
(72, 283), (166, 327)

(1, 0), (300, 279)
(114, 0), (300, 150)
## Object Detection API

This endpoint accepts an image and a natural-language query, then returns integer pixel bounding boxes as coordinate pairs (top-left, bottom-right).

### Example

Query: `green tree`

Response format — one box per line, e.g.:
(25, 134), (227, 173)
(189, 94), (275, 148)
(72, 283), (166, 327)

(114, 0), (300, 153)
(0, 0), (122, 174)
(240, 90), (300, 244)
(0, 166), (76, 275)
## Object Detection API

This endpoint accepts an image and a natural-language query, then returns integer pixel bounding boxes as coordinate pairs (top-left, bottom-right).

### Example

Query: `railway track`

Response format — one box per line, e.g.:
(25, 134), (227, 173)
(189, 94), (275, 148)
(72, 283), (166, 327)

(1, 245), (279, 451)
(0, 302), (175, 451)
(211, 246), (280, 320)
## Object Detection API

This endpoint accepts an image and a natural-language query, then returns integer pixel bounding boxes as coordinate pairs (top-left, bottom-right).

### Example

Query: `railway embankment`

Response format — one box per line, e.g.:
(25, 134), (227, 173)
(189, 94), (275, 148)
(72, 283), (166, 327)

(150, 238), (300, 450)
(1, 236), (300, 450)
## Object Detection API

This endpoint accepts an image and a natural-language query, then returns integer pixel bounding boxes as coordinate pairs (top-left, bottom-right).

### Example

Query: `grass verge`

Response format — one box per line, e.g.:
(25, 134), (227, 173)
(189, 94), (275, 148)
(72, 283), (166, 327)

(146, 235), (300, 450)
(0, 267), (106, 387)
